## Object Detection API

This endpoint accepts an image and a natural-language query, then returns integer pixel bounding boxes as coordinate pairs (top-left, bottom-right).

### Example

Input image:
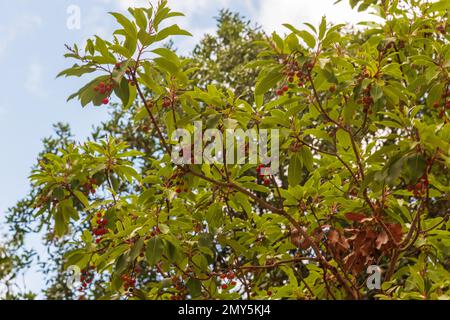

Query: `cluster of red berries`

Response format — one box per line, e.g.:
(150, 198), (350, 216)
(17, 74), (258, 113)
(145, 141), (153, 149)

(148, 226), (161, 238)
(193, 223), (203, 233)
(92, 211), (108, 243)
(78, 266), (95, 292)
(256, 164), (271, 186)
(437, 24), (447, 35)
(121, 274), (136, 292)
(82, 178), (97, 195)
(219, 272), (237, 290)
(275, 58), (313, 96)
(172, 276), (185, 291)
(169, 276), (187, 300)
(407, 175), (429, 197)
(432, 88), (450, 119)
(93, 79), (115, 105)
(167, 170), (189, 194)
(356, 71), (374, 113)
(276, 85), (289, 96)
(162, 96), (173, 108)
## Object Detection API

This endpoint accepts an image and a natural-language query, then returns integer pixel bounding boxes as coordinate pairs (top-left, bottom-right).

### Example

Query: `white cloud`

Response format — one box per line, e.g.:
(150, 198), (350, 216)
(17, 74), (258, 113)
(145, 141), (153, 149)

(0, 15), (42, 58)
(25, 63), (47, 98)
(255, 0), (381, 34)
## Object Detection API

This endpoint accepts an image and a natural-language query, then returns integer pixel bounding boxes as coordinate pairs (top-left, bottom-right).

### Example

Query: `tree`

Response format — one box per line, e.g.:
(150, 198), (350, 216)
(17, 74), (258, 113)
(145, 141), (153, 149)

(4, 0), (450, 300)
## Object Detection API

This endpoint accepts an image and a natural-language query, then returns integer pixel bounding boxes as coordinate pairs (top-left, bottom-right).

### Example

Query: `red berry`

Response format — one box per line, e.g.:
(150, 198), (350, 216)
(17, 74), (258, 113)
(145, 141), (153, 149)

(96, 212), (102, 218)
(276, 89), (283, 96)
(102, 98), (110, 105)
(99, 82), (105, 88)
(282, 85), (289, 92)
(94, 86), (99, 92)
(230, 281), (237, 286)
(433, 101), (440, 109)
(162, 98), (171, 108)
(263, 179), (270, 186)
(221, 284), (228, 290)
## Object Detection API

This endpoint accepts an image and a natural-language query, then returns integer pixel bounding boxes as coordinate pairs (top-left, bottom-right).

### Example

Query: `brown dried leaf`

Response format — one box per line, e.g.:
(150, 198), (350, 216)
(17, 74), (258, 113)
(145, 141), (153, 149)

(345, 212), (367, 222)
(375, 231), (389, 250)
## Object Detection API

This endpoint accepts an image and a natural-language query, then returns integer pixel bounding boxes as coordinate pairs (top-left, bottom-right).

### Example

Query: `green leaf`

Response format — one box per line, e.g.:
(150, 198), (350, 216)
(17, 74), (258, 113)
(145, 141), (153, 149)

(255, 67), (283, 97)
(110, 12), (137, 38)
(206, 203), (224, 229)
(145, 237), (164, 266)
(154, 57), (179, 74)
(336, 129), (351, 150)
(187, 278), (202, 298)
(370, 84), (383, 102)
(301, 147), (314, 172)
(155, 24), (192, 42)
(283, 24), (316, 48)
(152, 48), (180, 65)
(130, 237), (144, 261)
(319, 16), (327, 40)
(288, 153), (303, 187)
(73, 190), (89, 207)
(114, 78), (131, 107)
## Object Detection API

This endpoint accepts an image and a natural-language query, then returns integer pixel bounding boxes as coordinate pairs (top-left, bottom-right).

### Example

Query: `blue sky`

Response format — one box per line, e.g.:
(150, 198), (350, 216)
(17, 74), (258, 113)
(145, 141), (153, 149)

(0, 0), (375, 296)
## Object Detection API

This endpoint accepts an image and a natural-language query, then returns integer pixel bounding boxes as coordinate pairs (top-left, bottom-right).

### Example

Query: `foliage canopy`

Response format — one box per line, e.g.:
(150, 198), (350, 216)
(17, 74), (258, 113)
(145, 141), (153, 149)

(2, 0), (450, 300)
